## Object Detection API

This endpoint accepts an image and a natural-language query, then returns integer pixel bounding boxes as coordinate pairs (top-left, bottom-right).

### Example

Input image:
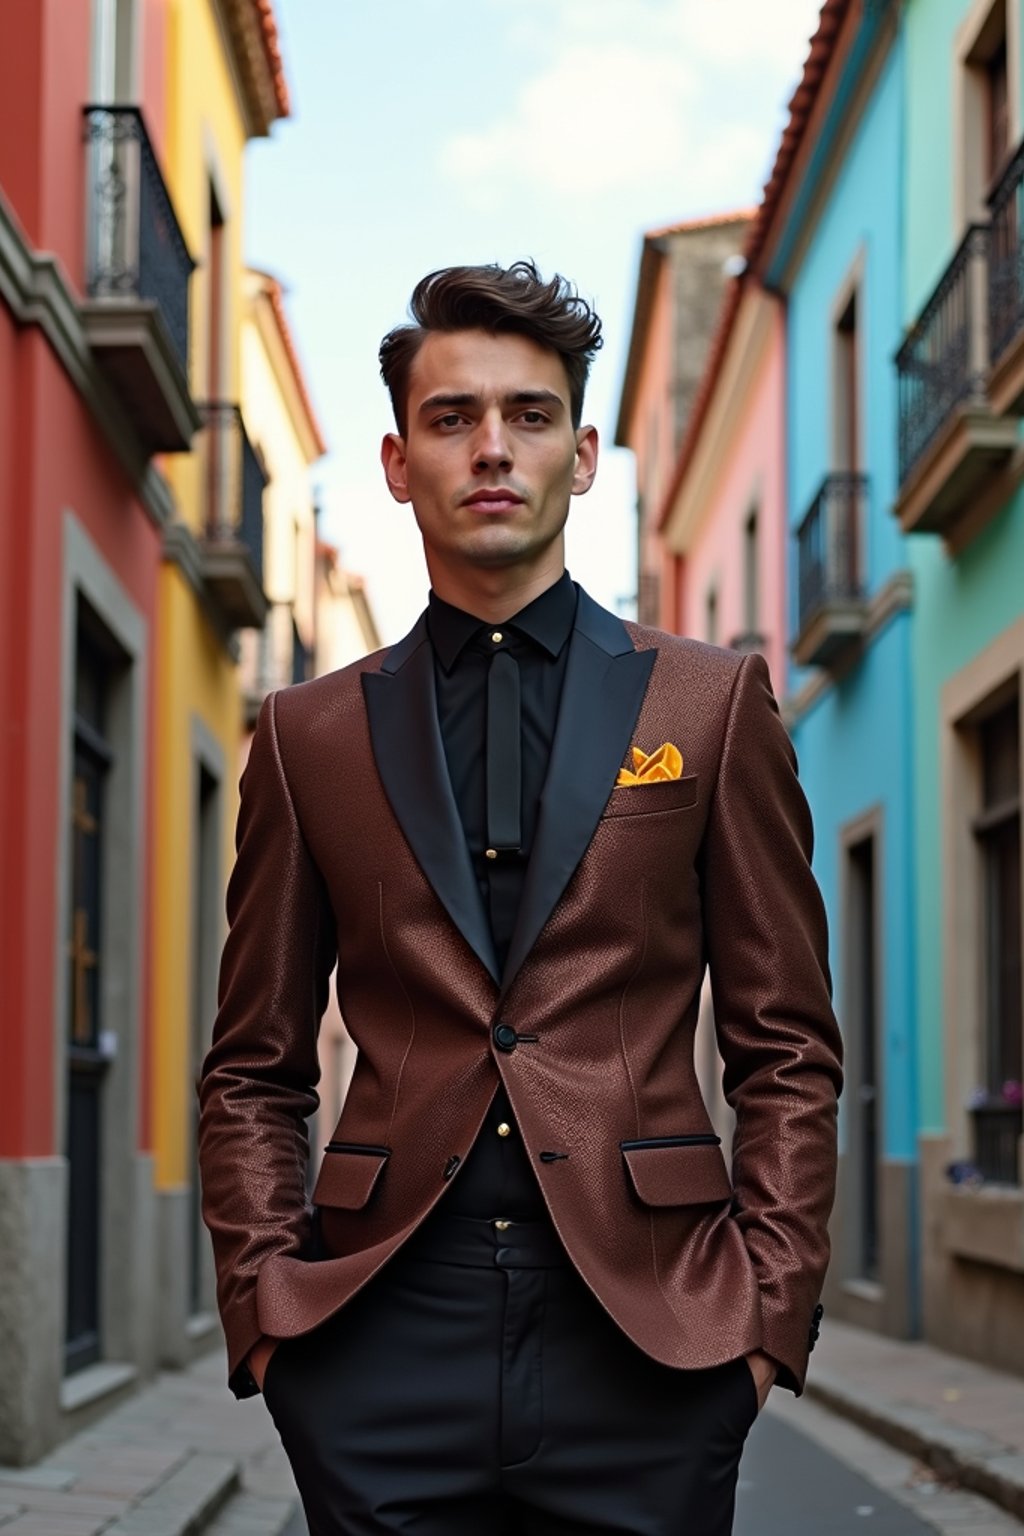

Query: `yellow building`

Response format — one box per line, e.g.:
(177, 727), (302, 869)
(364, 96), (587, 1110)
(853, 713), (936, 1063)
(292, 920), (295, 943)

(153, 0), (289, 1364)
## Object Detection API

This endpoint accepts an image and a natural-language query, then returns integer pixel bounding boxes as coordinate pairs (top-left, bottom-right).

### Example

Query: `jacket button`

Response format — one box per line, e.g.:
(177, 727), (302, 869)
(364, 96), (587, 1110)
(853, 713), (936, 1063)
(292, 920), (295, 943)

(493, 1022), (518, 1052)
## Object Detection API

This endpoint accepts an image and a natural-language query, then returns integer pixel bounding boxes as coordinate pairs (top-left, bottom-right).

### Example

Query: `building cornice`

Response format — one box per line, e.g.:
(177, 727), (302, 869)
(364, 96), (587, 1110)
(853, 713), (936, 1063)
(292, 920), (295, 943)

(0, 189), (175, 529)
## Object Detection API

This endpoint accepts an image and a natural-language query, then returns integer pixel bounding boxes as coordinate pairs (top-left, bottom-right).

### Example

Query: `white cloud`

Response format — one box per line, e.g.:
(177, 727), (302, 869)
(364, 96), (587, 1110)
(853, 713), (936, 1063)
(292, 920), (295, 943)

(440, 0), (823, 213)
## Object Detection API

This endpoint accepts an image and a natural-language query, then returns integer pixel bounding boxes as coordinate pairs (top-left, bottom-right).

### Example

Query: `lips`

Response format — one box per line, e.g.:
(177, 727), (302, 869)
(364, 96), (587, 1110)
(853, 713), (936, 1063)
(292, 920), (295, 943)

(463, 490), (524, 513)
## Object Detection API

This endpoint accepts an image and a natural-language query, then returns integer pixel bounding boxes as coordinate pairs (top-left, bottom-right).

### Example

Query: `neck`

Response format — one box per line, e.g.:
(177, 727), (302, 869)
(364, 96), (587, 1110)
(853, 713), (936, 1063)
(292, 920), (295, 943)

(427, 551), (566, 622)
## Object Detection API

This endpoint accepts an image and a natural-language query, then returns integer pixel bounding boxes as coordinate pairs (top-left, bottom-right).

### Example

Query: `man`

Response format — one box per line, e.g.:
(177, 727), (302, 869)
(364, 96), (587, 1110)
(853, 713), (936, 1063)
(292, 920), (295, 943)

(199, 260), (843, 1536)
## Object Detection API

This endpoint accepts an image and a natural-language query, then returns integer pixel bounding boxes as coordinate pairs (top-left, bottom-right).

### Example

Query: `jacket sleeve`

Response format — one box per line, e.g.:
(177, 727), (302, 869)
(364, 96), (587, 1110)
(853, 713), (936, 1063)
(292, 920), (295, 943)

(700, 650), (843, 1394)
(198, 689), (337, 1397)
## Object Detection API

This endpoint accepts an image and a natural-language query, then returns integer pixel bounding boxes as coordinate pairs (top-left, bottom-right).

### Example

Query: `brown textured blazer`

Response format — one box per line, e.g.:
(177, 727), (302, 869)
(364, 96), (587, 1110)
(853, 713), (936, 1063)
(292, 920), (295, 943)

(198, 587), (842, 1399)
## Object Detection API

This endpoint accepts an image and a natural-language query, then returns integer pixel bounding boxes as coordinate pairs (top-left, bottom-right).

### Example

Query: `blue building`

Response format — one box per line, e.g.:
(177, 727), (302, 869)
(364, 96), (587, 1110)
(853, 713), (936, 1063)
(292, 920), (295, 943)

(750, 0), (919, 1338)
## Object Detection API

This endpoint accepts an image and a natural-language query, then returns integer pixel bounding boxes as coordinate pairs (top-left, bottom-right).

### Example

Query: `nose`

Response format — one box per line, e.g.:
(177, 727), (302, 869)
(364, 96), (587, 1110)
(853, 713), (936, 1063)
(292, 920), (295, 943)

(471, 407), (513, 474)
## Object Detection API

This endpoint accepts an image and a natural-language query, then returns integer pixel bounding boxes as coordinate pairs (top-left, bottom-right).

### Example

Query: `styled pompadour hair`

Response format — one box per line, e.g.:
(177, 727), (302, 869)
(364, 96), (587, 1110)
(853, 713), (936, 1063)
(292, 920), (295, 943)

(379, 259), (603, 435)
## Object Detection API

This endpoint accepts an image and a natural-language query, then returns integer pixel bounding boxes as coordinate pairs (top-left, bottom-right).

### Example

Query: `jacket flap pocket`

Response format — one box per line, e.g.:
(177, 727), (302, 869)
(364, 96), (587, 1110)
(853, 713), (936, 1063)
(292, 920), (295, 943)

(621, 1139), (731, 1206)
(312, 1143), (390, 1210)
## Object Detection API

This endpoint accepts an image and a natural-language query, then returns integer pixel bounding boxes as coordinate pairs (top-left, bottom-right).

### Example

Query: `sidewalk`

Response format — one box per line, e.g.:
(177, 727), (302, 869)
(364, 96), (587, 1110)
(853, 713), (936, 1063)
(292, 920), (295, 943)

(0, 1350), (299, 1536)
(808, 1318), (1024, 1521)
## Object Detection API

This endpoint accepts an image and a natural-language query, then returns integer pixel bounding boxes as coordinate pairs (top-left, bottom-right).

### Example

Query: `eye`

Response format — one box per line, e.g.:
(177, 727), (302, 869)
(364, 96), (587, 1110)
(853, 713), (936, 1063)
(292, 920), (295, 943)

(518, 410), (548, 426)
(434, 413), (465, 429)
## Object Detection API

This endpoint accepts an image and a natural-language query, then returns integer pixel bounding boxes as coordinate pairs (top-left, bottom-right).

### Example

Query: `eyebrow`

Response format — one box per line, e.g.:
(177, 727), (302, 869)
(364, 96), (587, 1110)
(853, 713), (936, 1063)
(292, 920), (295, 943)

(417, 388), (566, 415)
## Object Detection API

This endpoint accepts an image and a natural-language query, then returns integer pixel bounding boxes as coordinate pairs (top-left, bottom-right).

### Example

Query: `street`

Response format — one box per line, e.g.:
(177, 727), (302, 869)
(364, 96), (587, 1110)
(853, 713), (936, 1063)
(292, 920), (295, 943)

(275, 1394), (1024, 1536)
(738, 1412), (939, 1534)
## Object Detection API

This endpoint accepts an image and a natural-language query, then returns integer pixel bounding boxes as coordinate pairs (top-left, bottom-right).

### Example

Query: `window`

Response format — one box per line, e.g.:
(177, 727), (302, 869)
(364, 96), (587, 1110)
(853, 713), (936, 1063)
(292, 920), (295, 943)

(835, 288), (860, 476)
(987, 34), (1010, 183)
(971, 692), (1022, 1182)
(743, 508), (759, 635)
(207, 182), (226, 401)
(959, 0), (1014, 219)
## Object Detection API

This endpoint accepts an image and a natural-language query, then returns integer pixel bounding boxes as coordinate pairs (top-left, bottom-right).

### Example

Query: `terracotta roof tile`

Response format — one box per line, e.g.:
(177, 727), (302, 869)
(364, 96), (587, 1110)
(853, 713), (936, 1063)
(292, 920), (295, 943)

(252, 0), (290, 118)
(645, 208), (758, 241)
(656, 0), (850, 531)
(743, 0), (850, 271)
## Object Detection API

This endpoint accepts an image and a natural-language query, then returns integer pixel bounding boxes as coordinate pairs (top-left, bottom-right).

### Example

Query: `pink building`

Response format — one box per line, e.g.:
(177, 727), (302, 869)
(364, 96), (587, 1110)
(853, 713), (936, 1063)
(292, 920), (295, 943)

(658, 274), (788, 698)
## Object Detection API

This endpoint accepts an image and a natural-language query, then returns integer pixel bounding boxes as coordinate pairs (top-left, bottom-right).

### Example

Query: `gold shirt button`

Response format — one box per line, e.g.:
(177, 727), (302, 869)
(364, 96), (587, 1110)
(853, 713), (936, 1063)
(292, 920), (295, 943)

(494, 1218), (511, 1231)
(496, 1122), (511, 1137)
(485, 848), (498, 860)
(491, 630), (503, 643)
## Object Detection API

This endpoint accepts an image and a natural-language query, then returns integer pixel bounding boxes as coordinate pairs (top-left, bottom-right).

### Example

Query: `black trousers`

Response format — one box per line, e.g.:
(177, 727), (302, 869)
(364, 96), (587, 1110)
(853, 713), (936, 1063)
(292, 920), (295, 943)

(262, 1213), (759, 1536)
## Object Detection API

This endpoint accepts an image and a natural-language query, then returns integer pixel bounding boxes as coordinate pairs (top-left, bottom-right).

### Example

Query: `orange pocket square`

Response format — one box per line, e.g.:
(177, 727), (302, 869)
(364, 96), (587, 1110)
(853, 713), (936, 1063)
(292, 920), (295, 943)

(616, 742), (683, 786)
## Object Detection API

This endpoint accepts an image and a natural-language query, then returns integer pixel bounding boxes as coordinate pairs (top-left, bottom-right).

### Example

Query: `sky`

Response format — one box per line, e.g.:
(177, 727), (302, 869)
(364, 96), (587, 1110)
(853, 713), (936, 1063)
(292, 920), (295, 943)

(245, 0), (824, 643)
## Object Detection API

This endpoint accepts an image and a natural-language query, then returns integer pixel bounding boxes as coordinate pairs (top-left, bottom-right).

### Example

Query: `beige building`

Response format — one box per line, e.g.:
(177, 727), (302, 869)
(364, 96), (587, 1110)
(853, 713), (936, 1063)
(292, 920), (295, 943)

(310, 538), (382, 1158)
(238, 267), (327, 725)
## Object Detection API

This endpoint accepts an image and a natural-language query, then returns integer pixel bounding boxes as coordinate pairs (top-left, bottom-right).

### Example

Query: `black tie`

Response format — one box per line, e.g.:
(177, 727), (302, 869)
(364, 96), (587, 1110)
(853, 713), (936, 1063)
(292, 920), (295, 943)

(486, 647), (522, 855)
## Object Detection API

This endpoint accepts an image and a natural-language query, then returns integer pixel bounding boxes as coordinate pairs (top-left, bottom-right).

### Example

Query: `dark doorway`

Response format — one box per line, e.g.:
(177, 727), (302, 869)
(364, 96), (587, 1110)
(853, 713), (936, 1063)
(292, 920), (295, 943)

(65, 610), (117, 1373)
(847, 832), (880, 1282)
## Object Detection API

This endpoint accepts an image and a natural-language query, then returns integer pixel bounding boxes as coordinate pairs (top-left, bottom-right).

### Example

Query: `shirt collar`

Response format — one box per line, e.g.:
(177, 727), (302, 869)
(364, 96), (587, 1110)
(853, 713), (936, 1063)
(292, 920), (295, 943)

(427, 570), (577, 674)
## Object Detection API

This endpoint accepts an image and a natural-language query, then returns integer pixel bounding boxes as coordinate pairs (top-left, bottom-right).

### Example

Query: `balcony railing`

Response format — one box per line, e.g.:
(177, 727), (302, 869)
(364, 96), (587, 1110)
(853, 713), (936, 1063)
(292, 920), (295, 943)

(971, 1103), (1022, 1185)
(791, 473), (867, 669)
(198, 404), (268, 630)
(985, 138), (1024, 420)
(894, 223), (1017, 535)
(81, 106), (198, 451)
(896, 225), (990, 485)
(291, 618), (312, 685)
(84, 105), (194, 369)
(989, 140), (1024, 367)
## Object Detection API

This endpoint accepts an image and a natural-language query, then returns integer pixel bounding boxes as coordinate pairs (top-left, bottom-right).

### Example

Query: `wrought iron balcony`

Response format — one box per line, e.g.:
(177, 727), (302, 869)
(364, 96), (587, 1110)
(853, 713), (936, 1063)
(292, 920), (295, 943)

(81, 106), (199, 453)
(894, 224), (1016, 536)
(197, 404), (269, 630)
(728, 631), (767, 656)
(291, 619), (312, 685)
(987, 138), (1024, 416)
(791, 473), (868, 670)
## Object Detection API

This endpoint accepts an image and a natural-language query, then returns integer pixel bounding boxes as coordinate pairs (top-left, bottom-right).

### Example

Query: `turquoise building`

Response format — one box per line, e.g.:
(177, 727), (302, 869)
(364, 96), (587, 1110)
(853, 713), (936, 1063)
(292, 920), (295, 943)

(898, 0), (1024, 1372)
(750, 0), (921, 1339)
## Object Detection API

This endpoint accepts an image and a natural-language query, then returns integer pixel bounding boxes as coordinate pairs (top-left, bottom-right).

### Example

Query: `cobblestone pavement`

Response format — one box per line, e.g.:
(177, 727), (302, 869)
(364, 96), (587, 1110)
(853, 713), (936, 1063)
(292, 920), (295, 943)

(0, 1350), (298, 1535)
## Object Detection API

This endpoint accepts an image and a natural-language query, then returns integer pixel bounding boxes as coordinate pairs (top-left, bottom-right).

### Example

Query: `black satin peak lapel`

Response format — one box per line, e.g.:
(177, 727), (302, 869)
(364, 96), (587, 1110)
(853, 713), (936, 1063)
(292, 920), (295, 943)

(499, 591), (656, 996)
(362, 618), (500, 985)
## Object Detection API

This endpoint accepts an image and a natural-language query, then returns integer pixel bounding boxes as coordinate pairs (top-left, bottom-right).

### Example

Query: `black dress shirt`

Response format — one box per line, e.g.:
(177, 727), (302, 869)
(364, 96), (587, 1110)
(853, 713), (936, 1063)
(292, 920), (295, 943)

(426, 570), (577, 1218)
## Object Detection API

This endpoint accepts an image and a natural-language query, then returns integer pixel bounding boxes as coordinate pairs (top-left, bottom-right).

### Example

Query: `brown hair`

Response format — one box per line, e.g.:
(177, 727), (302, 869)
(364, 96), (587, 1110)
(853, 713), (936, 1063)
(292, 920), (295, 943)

(379, 260), (603, 436)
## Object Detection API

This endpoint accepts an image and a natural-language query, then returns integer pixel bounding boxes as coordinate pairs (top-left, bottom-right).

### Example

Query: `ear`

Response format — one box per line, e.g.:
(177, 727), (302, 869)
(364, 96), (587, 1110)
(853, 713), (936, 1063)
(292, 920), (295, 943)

(571, 424), (599, 496)
(381, 433), (411, 503)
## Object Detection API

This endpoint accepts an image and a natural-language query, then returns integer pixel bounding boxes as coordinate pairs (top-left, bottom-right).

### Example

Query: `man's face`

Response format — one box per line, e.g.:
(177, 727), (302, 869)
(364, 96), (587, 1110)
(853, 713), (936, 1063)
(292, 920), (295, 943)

(381, 328), (598, 579)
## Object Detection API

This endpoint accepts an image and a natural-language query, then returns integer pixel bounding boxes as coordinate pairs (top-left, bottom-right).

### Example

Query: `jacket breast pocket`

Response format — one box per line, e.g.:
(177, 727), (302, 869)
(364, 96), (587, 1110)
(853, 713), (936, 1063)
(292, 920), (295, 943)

(620, 1134), (732, 1206)
(602, 774), (699, 819)
(311, 1142), (391, 1210)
